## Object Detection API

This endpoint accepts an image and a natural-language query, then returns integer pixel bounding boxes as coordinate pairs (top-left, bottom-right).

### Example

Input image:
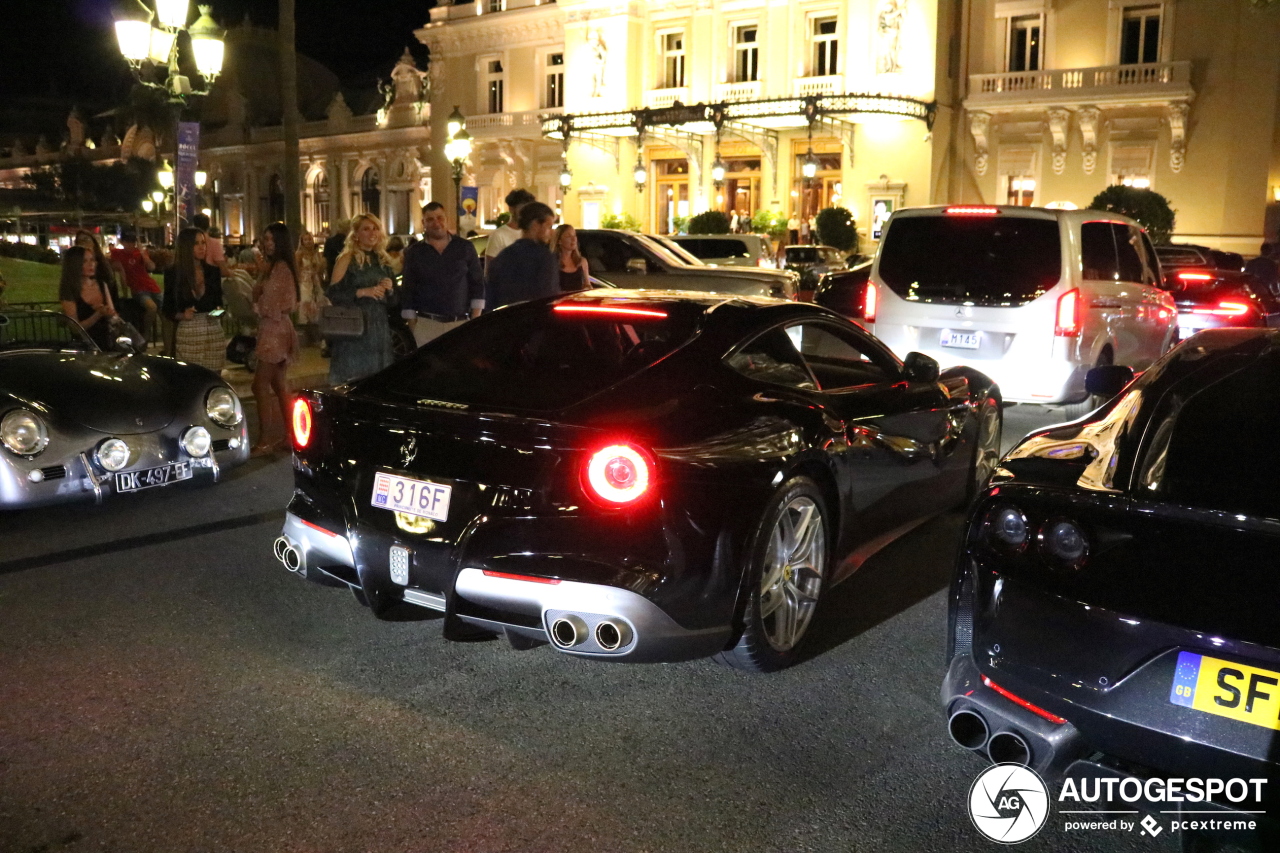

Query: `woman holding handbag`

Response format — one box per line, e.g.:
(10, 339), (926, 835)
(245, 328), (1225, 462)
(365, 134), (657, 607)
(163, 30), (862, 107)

(251, 222), (300, 456)
(163, 227), (226, 371)
(326, 213), (395, 386)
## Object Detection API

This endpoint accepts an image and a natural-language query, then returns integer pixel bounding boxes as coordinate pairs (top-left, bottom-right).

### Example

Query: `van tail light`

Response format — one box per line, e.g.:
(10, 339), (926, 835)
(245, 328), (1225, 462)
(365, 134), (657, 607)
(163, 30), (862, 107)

(291, 397), (313, 449)
(1054, 289), (1081, 337)
(1190, 300), (1252, 318)
(861, 281), (878, 322)
(584, 443), (651, 505)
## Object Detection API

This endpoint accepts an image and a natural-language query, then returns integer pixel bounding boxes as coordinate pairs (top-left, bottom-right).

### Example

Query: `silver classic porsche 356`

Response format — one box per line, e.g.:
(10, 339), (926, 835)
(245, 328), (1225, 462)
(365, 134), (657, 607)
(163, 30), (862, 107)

(0, 311), (249, 508)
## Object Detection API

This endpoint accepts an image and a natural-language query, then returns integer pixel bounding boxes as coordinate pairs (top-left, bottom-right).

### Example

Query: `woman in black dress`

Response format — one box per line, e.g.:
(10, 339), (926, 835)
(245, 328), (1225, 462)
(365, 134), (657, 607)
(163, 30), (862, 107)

(58, 245), (116, 350)
(550, 223), (590, 292)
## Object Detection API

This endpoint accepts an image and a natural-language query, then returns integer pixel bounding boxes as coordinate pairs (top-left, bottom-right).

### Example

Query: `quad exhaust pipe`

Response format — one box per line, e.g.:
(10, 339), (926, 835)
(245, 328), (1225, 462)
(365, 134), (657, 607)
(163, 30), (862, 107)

(549, 615), (634, 652)
(273, 536), (302, 573)
(948, 708), (1033, 767)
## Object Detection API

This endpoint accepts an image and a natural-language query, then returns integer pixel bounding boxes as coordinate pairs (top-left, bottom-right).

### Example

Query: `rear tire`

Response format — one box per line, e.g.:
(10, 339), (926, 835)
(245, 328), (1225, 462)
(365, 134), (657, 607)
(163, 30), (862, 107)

(715, 477), (829, 673)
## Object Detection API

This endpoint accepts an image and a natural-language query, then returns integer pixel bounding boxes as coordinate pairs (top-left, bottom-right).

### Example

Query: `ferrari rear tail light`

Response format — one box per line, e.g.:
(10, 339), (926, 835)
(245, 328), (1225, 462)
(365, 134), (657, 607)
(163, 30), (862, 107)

(945, 206), (1000, 215)
(1190, 300), (1251, 317)
(862, 281), (879, 322)
(982, 675), (1068, 725)
(291, 398), (313, 449)
(1054, 289), (1081, 337)
(584, 443), (651, 505)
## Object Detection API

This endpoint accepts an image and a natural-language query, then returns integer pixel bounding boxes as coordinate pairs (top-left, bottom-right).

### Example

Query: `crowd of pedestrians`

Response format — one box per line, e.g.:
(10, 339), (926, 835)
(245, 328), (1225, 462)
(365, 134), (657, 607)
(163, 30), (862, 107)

(41, 184), (581, 453)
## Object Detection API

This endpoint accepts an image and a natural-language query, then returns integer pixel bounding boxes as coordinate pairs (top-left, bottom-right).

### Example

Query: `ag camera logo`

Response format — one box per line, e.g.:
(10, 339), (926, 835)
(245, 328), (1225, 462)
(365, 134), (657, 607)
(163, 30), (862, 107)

(969, 763), (1051, 844)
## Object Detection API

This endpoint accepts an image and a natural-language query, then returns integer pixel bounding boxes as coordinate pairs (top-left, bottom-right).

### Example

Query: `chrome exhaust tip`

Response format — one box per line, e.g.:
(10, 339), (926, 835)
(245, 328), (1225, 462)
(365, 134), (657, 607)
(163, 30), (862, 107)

(550, 615), (588, 648)
(282, 544), (302, 573)
(273, 536), (290, 564)
(594, 619), (632, 652)
(948, 709), (990, 751)
(987, 731), (1032, 766)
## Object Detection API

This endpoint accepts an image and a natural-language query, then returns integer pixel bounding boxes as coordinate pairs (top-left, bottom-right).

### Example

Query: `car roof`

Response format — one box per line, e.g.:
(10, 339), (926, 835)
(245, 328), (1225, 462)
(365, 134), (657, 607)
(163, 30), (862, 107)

(888, 204), (1140, 227)
(554, 288), (785, 311)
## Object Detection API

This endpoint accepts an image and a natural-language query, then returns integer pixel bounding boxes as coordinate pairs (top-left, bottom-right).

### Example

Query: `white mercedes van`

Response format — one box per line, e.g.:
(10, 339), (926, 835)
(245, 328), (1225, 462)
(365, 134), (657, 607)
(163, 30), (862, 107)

(866, 206), (1177, 412)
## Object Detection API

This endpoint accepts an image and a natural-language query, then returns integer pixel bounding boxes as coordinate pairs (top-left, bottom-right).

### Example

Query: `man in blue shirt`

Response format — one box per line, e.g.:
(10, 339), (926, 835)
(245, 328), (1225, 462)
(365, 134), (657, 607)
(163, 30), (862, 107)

(485, 202), (560, 311)
(400, 201), (485, 346)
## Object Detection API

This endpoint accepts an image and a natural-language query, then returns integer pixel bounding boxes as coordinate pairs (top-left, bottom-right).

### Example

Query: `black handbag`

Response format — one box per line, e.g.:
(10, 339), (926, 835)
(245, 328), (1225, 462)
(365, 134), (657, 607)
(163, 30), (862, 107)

(318, 304), (365, 340)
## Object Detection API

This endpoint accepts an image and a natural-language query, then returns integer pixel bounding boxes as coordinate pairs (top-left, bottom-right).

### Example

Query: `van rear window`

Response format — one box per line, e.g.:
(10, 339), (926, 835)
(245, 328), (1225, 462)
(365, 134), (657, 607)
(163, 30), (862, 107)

(877, 215), (1062, 306)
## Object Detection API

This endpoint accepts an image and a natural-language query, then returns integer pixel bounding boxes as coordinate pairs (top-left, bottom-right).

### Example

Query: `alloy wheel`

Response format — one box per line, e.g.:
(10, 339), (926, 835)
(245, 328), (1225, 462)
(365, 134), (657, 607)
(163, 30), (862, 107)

(759, 495), (826, 652)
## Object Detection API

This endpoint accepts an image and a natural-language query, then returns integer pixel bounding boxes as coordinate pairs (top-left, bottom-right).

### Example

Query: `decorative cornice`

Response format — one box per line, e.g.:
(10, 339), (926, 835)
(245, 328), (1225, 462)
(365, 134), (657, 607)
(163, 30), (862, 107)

(970, 111), (991, 176)
(1076, 106), (1101, 174)
(1046, 107), (1069, 175)
(417, 9), (563, 55)
(1167, 101), (1190, 173)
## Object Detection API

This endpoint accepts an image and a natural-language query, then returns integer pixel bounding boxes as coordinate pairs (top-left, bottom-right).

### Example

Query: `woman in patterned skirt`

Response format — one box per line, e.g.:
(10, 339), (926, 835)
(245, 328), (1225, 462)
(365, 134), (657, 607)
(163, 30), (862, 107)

(294, 230), (326, 345)
(251, 222), (300, 455)
(327, 213), (395, 386)
(163, 227), (225, 371)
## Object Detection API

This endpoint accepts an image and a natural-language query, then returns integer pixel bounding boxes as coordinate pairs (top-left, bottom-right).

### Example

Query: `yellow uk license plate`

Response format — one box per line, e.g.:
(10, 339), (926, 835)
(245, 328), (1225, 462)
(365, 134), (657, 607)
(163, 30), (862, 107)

(1169, 651), (1280, 731)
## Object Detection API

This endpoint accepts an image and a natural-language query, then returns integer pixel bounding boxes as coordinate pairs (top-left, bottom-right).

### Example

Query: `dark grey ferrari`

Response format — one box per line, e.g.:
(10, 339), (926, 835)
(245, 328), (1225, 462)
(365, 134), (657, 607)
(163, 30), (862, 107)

(943, 327), (1279, 849)
(277, 290), (1001, 671)
(0, 311), (249, 508)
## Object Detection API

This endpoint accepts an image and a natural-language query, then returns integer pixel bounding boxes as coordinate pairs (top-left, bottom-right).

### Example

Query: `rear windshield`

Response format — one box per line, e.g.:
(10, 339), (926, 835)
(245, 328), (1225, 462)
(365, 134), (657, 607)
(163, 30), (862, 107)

(1137, 349), (1280, 519)
(360, 303), (703, 411)
(877, 215), (1062, 306)
(786, 247), (820, 264)
(674, 239), (752, 260)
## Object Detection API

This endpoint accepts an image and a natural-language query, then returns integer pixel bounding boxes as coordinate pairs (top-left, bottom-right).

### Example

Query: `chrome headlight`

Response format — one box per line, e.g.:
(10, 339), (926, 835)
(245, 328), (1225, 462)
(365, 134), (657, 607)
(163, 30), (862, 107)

(181, 426), (212, 458)
(1, 409), (49, 456)
(96, 438), (131, 472)
(205, 386), (242, 427)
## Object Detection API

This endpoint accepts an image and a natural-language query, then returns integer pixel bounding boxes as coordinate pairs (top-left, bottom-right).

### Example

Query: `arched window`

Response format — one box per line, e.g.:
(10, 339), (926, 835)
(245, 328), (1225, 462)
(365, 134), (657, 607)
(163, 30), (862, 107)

(312, 172), (330, 232)
(361, 168), (381, 215)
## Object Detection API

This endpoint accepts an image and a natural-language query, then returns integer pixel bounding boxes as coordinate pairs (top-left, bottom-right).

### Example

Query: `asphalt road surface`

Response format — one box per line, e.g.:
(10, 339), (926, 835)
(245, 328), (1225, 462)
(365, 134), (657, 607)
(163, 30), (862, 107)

(0, 404), (1211, 853)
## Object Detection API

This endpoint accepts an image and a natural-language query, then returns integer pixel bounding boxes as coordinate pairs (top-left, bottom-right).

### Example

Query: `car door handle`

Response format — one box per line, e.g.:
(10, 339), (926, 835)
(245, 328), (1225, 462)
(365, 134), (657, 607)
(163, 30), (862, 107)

(1090, 299), (1123, 309)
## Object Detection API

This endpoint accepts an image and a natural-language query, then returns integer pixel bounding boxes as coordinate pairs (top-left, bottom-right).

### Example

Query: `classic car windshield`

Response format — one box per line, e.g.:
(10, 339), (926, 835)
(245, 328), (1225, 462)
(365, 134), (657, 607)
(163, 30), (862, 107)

(0, 312), (97, 351)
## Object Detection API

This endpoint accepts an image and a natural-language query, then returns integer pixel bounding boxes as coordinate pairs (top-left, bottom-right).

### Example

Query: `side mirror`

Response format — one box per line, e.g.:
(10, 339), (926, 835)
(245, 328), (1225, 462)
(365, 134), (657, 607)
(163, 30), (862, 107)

(902, 351), (940, 383)
(1085, 364), (1135, 399)
(114, 336), (138, 354)
(625, 257), (647, 274)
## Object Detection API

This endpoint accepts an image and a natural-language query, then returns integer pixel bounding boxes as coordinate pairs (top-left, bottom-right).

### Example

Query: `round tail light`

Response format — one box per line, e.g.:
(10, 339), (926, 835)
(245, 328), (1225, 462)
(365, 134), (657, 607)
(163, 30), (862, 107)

(585, 443), (651, 505)
(291, 398), (313, 449)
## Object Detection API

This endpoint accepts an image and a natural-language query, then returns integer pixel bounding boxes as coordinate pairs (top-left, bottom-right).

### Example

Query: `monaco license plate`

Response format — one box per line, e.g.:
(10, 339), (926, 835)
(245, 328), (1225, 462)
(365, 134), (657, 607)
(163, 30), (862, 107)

(1169, 651), (1280, 732)
(941, 329), (981, 350)
(115, 461), (193, 493)
(371, 471), (452, 522)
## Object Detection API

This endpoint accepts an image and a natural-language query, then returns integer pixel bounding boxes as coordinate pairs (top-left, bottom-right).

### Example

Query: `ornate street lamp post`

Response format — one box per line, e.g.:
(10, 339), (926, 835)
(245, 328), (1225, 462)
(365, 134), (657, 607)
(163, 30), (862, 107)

(443, 116), (472, 231)
(112, 0), (224, 242)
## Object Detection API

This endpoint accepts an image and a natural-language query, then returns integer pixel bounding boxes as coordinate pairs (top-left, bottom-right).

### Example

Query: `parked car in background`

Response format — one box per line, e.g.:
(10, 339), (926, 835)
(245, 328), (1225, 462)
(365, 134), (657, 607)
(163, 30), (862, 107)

(649, 235), (706, 267)
(0, 310), (249, 509)
(1154, 243), (1246, 274)
(576, 229), (797, 299)
(782, 245), (849, 299)
(276, 290), (1001, 671)
(943, 328), (1279, 850)
(669, 234), (777, 269)
(866, 206), (1176, 417)
(812, 261), (874, 319)
(1166, 270), (1280, 340)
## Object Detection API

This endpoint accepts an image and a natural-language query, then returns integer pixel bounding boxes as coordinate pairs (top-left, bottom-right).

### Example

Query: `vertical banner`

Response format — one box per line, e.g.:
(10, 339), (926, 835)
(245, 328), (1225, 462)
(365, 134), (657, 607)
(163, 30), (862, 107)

(176, 121), (201, 224)
(458, 185), (478, 234)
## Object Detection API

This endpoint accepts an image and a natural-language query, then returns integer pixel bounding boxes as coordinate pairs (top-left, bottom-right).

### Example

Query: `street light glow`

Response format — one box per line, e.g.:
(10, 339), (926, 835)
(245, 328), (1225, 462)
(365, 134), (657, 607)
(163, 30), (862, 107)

(194, 170), (207, 188)
(188, 5), (226, 80)
(151, 190), (165, 204)
(112, 0), (153, 64)
(157, 164), (174, 189)
(147, 27), (175, 64)
(141, 199), (154, 213)
(155, 0), (190, 30)
(447, 106), (466, 139)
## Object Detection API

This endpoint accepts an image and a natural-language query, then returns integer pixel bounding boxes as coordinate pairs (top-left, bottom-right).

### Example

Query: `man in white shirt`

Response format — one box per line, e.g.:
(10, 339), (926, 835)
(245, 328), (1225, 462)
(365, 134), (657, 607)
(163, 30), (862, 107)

(484, 188), (536, 266)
